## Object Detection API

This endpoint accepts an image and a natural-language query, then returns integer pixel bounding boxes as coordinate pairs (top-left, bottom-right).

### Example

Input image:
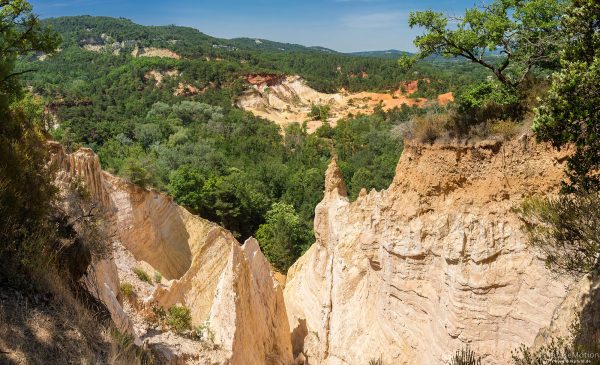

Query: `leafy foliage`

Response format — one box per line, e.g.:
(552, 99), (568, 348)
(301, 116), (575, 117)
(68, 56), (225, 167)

(309, 104), (331, 121)
(166, 304), (192, 334)
(120, 282), (134, 297)
(256, 202), (312, 272)
(408, 0), (565, 88)
(533, 0), (600, 192)
(0, 0), (60, 269)
(133, 267), (152, 283)
(449, 81), (521, 135)
(519, 194), (600, 275)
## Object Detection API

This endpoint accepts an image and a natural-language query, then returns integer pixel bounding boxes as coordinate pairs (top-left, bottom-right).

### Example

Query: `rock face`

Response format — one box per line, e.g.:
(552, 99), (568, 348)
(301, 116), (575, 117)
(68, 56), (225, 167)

(48, 142), (293, 365)
(284, 137), (578, 365)
(236, 75), (447, 134)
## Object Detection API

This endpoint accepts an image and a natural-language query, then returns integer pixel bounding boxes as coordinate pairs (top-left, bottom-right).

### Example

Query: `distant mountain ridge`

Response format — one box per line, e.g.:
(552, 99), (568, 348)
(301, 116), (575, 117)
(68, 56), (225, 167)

(349, 49), (413, 58)
(42, 15), (415, 58)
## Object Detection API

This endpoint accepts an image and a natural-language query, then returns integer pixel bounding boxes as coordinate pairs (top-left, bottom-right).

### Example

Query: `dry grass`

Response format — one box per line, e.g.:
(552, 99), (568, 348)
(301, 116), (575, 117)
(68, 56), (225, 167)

(0, 269), (110, 364)
(408, 113), (447, 144)
(490, 119), (521, 140)
(0, 268), (155, 364)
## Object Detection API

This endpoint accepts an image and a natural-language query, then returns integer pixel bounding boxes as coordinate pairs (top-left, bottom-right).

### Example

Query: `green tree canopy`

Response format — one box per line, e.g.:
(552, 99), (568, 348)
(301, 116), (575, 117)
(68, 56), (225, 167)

(1, 0), (60, 99)
(408, 0), (565, 88)
(533, 0), (600, 192)
(256, 202), (311, 272)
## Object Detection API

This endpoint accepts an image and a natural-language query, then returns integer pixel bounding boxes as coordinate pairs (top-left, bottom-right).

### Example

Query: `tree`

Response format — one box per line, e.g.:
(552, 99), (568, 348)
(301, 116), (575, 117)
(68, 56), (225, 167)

(120, 157), (152, 188)
(408, 0), (565, 89)
(0, 1), (60, 267)
(533, 0), (600, 192)
(0, 0), (60, 99)
(256, 202), (310, 272)
(167, 165), (205, 212)
(350, 167), (374, 200)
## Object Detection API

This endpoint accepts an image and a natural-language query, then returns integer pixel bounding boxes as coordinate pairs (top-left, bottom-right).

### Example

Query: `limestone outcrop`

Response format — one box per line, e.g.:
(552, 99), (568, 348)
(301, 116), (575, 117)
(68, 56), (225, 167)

(284, 137), (579, 365)
(48, 141), (293, 365)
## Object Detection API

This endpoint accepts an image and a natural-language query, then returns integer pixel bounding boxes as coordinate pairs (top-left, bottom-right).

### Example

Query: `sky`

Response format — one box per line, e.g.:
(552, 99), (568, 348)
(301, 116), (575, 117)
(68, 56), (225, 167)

(29, 0), (476, 53)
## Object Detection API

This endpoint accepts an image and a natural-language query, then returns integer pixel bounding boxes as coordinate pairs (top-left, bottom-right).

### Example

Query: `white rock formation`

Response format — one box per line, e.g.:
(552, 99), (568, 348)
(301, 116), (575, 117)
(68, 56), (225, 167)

(284, 137), (580, 365)
(48, 141), (293, 365)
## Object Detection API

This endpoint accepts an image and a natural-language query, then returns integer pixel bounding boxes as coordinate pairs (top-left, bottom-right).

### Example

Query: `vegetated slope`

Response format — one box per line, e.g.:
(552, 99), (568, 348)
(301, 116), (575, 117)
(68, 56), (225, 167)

(284, 136), (588, 365)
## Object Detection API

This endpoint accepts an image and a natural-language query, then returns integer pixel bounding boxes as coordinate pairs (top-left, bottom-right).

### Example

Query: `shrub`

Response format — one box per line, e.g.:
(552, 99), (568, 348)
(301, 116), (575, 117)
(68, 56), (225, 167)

(518, 194), (600, 275)
(309, 104), (331, 121)
(167, 304), (192, 334)
(409, 113), (446, 144)
(511, 319), (599, 365)
(489, 119), (520, 140)
(193, 321), (216, 344)
(449, 81), (521, 136)
(133, 267), (152, 284)
(120, 282), (134, 297)
(153, 272), (162, 284)
(256, 202), (312, 272)
(149, 304), (166, 326)
(121, 157), (152, 188)
(449, 347), (482, 365)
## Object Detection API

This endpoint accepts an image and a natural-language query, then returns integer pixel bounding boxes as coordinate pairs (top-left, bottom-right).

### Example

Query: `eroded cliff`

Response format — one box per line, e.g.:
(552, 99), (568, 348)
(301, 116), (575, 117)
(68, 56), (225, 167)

(237, 75), (452, 134)
(284, 137), (581, 365)
(48, 141), (293, 365)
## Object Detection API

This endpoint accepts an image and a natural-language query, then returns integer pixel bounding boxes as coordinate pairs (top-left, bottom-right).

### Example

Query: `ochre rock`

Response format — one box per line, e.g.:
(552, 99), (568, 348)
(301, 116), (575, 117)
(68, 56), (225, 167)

(48, 141), (293, 364)
(284, 137), (579, 365)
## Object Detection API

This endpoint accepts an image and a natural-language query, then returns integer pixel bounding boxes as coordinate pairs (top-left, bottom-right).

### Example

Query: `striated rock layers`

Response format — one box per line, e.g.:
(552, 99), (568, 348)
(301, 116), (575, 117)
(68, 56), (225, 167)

(48, 141), (293, 365)
(284, 137), (579, 365)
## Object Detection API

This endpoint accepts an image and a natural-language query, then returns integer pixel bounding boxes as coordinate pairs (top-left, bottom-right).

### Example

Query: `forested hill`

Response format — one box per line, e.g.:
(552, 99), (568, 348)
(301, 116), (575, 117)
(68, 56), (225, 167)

(35, 16), (488, 93)
(18, 15), (490, 271)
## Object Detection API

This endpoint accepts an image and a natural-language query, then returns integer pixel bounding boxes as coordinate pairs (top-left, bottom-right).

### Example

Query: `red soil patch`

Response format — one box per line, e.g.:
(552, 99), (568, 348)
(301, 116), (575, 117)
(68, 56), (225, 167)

(245, 74), (286, 86)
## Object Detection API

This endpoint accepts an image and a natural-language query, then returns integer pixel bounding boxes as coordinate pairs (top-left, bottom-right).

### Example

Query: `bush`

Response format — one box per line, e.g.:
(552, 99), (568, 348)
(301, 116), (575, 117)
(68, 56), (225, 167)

(511, 319), (599, 365)
(450, 81), (521, 136)
(153, 272), (162, 284)
(193, 321), (216, 344)
(133, 268), (152, 284)
(449, 347), (482, 365)
(167, 304), (192, 334)
(309, 104), (331, 121)
(518, 193), (600, 275)
(120, 282), (134, 297)
(409, 113), (446, 144)
(489, 119), (520, 140)
(149, 304), (166, 326)
(256, 202), (312, 272)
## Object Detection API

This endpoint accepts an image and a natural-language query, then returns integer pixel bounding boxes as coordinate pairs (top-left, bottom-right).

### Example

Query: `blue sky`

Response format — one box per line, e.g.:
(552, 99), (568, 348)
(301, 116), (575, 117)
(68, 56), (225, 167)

(30, 0), (476, 52)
